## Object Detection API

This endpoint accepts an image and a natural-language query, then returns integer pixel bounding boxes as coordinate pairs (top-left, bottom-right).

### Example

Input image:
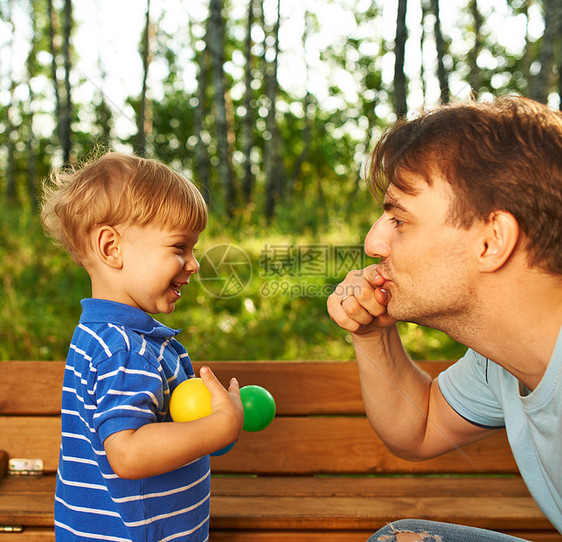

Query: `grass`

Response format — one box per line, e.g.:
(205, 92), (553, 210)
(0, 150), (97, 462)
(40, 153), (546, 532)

(0, 200), (467, 362)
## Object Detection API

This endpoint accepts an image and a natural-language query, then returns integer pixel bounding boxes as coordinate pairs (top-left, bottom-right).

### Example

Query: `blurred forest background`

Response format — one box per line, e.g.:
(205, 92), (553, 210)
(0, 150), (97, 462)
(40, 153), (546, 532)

(1, 0), (561, 362)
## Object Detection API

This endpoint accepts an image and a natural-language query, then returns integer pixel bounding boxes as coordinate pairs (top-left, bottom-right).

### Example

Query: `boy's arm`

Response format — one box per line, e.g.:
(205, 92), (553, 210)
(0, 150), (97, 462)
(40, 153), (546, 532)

(103, 366), (243, 479)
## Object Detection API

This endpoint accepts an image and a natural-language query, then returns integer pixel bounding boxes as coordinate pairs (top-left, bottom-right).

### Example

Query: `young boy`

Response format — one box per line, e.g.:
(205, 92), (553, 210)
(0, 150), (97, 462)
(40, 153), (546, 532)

(41, 151), (244, 541)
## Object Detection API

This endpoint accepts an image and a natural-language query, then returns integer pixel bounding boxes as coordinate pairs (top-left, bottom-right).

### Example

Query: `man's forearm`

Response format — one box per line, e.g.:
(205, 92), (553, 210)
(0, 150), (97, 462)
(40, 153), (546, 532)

(353, 325), (434, 458)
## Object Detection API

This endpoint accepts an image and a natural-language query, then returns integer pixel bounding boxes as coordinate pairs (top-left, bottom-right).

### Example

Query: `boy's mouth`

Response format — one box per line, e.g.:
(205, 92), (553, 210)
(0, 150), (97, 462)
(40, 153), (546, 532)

(170, 282), (182, 296)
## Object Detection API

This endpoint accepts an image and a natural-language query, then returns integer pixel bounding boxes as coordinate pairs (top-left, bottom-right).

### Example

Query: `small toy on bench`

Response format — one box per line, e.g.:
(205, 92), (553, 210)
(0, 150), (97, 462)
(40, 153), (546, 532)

(240, 384), (276, 432)
(169, 377), (276, 455)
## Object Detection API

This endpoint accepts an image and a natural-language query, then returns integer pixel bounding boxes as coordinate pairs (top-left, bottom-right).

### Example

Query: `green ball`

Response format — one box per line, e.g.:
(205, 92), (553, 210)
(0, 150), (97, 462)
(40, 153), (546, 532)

(240, 385), (276, 432)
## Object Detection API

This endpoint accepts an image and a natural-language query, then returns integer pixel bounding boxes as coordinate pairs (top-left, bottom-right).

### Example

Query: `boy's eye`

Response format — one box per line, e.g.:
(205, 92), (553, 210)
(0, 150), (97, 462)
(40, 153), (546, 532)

(389, 217), (405, 227)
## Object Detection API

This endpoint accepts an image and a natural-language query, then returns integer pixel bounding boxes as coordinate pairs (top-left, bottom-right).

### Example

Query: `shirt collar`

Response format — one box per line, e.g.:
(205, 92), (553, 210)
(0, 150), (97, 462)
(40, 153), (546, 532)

(80, 298), (180, 338)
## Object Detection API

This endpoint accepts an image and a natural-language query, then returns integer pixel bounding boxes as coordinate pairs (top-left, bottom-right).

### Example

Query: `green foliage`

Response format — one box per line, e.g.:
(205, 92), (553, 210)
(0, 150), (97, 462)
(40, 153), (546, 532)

(2, 0), (546, 364)
(0, 206), (89, 360)
(0, 202), (466, 362)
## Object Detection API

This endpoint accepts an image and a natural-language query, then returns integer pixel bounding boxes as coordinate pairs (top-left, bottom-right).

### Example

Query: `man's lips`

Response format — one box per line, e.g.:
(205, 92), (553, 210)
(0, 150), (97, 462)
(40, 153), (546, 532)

(375, 266), (393, 289)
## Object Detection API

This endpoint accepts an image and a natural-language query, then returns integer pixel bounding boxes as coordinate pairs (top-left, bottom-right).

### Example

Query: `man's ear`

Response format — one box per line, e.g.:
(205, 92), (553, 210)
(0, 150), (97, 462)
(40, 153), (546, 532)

(478, 211), (519, 272)
(94, 225), (123, 269)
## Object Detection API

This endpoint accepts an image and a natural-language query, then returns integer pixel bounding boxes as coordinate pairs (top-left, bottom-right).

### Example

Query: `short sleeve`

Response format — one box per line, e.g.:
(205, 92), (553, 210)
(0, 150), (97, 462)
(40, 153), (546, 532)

(438, 349), (506, 429)
(91, 350), (167, 443)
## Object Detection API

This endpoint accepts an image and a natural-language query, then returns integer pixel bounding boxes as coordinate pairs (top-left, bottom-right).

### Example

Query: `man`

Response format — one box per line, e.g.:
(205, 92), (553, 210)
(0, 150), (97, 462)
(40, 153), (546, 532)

(327, 96), (562, 542)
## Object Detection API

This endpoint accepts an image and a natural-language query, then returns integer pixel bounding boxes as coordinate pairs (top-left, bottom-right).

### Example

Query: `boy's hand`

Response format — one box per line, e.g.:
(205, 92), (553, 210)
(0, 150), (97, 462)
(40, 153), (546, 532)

(104, 366), (244, 479)
(200, 366), (244, 441)
(327, 264), (396, 334)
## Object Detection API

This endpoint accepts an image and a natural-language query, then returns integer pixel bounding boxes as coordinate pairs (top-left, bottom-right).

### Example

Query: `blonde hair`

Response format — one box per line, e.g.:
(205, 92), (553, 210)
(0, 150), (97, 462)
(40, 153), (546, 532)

(41, 151), (208, 266)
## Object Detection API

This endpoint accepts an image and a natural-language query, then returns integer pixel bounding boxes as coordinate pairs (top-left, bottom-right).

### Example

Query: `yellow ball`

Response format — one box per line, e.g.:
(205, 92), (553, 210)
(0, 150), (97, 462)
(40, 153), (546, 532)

(169, 378), (212, 422)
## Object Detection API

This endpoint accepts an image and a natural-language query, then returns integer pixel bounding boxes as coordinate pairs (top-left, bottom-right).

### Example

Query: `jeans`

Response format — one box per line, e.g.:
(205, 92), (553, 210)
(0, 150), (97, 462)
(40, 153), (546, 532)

(368, 520), (529, 541)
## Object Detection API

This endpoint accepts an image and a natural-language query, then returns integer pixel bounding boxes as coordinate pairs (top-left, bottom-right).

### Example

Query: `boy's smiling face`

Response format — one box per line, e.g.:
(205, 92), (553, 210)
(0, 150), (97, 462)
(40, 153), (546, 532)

(115, 223), (201, 314)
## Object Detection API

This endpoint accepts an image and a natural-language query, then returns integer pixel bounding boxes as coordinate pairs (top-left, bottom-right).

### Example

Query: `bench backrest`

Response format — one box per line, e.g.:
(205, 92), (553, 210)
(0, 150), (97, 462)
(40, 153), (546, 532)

(0, 360), (517, 476)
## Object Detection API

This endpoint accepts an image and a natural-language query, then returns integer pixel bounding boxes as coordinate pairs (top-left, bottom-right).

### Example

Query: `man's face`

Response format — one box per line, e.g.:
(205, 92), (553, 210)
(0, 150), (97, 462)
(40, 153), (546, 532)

(364, 174), (480, 330)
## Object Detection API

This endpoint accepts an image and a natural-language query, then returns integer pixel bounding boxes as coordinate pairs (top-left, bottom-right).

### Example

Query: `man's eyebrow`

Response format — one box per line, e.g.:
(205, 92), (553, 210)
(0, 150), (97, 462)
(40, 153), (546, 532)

(382, 196), (410, 214)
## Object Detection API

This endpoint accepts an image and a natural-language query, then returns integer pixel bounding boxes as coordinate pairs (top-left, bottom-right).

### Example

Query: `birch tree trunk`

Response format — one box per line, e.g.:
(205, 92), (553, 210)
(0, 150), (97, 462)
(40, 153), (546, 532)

(469, 0), (482, 95)
(521, 0), (533, 91)
(420, 0), (429, 108)
(242, 0), (256, 203)
(393, 0), (408, 117)
(558, 59), (562, 111)
(61, 0), (72, 163)
(430, 0), (450, 104)
(289, 10), (313, 197)
(136, 0), (150, 156)
(94, 63), (113, 149)
(26, 0), (39, 206)
(194, 23), (211, 203)
(4, 1), (16, 200)
(47, 0), (73, 164)
(209, 0), (236, 217)
(530, 0), (561, 103)
(47, 0), (62, 161)
(264, 0), (283, 221)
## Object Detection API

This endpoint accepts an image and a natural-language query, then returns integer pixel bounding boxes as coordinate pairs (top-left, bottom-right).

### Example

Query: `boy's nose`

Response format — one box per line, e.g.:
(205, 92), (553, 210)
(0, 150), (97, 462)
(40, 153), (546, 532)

(185, 256), (200, 274)
(364, 217), (391, 259)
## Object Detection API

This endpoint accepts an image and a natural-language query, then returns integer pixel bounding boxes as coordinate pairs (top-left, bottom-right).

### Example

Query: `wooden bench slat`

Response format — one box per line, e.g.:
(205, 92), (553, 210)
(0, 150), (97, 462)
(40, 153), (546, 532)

(0, 482), (54, 527)
(0, 475), (553, 533)
(0, 475), (55, 492)
(0, 362), (64, 416)
(197, 360), (452, 416)
(212, 418), (516, 474)
(211, 476), (534, 498)
(208, 532), (562, 542)
(0, 532), (558, 542)
(0, 495), (552, 535)
(0, 528), (55, 542)
(208, 495), (552, 531)
(0, 476), (537, 508)
(0, 474), (535, 499)
(0, 530), (560, 542)
(0, 360), (453, 416)
(1, 416), (517, 475)
(1, 417), (60, 472)
(209, 531), (382, 542)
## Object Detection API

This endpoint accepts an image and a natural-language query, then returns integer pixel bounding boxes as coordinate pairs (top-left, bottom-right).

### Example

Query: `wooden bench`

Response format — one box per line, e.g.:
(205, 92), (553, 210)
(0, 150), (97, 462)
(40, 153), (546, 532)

(0, 360), (560, 541)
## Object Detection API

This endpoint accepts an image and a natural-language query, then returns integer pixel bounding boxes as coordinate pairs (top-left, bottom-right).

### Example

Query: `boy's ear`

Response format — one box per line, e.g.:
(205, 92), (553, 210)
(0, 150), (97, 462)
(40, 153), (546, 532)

(94, 226), (123, 269)
(477, 211), (519, 272)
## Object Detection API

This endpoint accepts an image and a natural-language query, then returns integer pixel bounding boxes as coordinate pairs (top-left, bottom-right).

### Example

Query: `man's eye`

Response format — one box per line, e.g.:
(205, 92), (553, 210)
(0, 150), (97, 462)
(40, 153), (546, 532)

(389, 217), (405, 227)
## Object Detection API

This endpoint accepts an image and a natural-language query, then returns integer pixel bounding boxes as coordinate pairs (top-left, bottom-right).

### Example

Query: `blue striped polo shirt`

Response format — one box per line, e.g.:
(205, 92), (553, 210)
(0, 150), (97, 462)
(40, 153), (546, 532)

(54, 298), (210, 541)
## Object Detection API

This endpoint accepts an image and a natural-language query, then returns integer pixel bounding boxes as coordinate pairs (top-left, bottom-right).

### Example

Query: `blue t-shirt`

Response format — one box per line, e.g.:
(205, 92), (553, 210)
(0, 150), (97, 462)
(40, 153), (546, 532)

(55, 299), (210, 542)
(438, 328), (562, 533)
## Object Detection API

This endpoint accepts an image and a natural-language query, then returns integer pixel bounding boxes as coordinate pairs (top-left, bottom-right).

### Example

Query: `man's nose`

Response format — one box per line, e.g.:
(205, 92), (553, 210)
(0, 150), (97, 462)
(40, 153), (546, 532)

(364, 217), (391, 259)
